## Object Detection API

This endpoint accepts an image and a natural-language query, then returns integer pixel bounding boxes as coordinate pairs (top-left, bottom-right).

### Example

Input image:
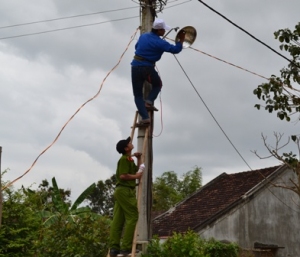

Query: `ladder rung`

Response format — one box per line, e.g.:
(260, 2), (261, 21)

(136, 240), (149, 244)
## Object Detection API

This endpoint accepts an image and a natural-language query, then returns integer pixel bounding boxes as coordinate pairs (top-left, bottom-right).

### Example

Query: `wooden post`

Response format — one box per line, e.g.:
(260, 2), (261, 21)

(132, 128), (149, 257)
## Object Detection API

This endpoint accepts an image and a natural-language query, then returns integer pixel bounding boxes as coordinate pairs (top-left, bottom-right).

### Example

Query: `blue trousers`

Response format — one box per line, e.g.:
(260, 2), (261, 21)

(131, 66), (162, 120)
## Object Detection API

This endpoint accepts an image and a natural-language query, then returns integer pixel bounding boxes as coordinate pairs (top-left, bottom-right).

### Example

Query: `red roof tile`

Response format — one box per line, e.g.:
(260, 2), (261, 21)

(152, 165), (281, 237)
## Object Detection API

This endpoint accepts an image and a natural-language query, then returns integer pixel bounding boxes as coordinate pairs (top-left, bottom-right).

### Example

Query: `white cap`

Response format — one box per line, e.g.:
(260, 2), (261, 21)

(152, 18), (171, 30)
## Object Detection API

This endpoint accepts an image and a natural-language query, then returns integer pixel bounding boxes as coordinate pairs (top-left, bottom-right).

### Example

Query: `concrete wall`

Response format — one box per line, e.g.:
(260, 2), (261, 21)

(198, 168), (300, 257)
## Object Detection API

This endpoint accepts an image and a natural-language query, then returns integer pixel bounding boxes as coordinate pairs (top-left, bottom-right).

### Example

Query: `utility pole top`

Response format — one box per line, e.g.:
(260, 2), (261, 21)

(139, 0), (159, 34)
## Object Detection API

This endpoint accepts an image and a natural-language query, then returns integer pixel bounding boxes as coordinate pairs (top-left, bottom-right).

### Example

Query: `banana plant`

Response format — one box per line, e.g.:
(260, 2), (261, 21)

(40, 177), (96, 226)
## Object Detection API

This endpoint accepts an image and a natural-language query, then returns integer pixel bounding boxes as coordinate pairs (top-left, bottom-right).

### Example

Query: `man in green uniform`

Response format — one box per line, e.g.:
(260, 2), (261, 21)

(109, 136), (144, 257)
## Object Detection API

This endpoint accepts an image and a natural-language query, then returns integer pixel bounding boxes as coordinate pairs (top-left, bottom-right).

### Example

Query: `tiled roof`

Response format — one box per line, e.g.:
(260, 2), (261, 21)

(152, 165), (281, 237)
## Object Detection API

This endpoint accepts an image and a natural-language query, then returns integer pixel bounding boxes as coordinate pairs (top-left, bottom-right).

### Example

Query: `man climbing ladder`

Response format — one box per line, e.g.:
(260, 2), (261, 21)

(131, 18), (185, 125)
(109, 113), (150, 257)
(109, 136), (144, 257)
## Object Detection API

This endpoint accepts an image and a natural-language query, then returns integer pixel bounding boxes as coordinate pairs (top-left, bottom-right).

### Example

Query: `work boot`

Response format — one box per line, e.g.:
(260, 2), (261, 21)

(145, 103), (158, 111)
(140, 118), (150, 124)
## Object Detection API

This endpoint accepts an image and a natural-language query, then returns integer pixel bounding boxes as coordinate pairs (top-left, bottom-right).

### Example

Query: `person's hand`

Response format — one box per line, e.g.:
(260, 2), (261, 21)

(136, 171), (143, 179)
(133, 152), (142, 158)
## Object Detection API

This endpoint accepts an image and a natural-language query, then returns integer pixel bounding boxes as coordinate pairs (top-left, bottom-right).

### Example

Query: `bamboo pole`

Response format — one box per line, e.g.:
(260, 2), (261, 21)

(130, 111), (139, 141)
(131, 127), (149, 257)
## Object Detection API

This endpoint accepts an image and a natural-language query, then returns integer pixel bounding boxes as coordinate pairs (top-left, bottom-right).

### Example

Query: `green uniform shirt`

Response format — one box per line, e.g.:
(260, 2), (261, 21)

(116, 154), (138, 188)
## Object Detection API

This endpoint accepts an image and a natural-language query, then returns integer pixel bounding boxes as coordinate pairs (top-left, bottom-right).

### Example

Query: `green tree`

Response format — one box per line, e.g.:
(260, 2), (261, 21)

(35, 213), (110, 257)
(38, 177), (96, 226)
(34, 177), (110, 257)
(152, 171), (182, 211)
(253, 22), (300, 122)
(0, 187), (40, 257)
(253, 22), (300, 197)
(1, 174), (111, 257)
(22, 178), (71, 213)
(152, 166), (202, 211)
(179, 166), (202, 197)
(86, 174), (116, 217)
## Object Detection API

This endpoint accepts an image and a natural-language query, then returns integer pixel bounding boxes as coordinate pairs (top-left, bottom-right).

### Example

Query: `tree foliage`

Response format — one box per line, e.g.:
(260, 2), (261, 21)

(37, 177), (96, 226)
(86, 174), (116, 217)
(0, 188), (40, 257)
(253, 22), (300, 121)
(0, 175), (110, 257)
(142, 230), (239, 257)
(253, 22), (300, 197)
(152, 166), (202, 211)
(35, 213), (110, 257)
(0, 166), (202, 256)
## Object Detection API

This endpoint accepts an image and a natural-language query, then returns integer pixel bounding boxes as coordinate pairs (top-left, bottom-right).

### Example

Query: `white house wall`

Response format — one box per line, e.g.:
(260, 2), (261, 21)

(198, 168), (300, 256)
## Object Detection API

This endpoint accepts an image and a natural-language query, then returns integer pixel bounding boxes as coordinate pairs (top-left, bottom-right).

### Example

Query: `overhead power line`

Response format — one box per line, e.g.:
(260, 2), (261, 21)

(0, 16), (139, 40)
(0, 1), (191, 31)
(164, 0), (192, 10)
(0, 6), (138, 30)
(197, 0), (300, 69)
(173, 54), (252, 170)
(173, 54), (300, 213)
(0, 2), (192, 41)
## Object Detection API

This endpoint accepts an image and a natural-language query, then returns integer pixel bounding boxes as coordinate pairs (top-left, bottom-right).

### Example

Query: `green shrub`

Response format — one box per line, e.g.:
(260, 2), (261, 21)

(142, 231), (239, 257)
(34, 214), (111, 257)
(142, 230), (207, 257)
(0, 188), (40, 257)
(202, 238), (238, 257)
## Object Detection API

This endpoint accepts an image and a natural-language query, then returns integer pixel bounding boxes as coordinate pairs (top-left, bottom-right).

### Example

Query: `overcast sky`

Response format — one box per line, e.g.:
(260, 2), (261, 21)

(1, 0), (300, 200)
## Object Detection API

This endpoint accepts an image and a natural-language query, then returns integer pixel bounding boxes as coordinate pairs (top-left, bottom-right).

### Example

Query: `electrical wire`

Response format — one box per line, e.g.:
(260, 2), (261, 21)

(173, 52), (300, 213)
(173, 54), (253, 170)
(0, 6), (139, 30)
(190, 46), (269, 81)
(164, 0), (192, 10)
(152, 67), (164, 138)
(1, 27), (140, 191)
(1, 5), (298, 211)
(197, 0), (300, 69)
(167, 37), (270, 81)
(0, 16), (139, 40)
(160, 46), (298, 214)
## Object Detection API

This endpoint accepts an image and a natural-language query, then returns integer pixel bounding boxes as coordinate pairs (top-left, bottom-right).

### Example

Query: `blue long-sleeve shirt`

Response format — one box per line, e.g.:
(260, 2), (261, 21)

(131, 32), (183, 66)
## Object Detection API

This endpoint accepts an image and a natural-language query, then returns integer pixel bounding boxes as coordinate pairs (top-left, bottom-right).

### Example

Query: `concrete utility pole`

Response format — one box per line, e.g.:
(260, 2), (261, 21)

(135, 0), (155, 247)
(0, 146), (2, 228)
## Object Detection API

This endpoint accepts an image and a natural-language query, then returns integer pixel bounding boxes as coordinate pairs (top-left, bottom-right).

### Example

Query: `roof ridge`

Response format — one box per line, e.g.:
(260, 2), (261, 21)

(153, 172), (229, 221)
(228, 165), (282, 176)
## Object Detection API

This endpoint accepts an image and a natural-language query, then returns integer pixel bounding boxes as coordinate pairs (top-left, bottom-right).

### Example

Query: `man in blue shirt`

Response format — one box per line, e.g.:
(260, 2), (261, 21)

(131, 18), (185, 125)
